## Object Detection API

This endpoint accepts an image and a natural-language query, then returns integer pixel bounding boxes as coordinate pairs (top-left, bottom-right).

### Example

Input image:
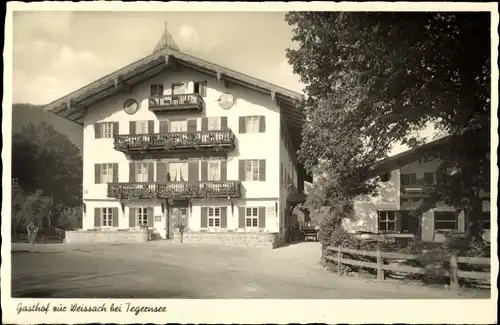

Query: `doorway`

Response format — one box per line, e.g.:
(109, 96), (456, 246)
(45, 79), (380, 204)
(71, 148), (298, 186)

(168, 206), (189, 239)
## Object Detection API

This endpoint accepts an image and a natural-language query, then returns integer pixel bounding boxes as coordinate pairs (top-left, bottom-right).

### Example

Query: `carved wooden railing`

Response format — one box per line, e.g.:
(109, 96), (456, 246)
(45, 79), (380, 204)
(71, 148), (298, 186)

(108, 181), (241, 199)
(148, 93), (204, 112)
(113, 130), (236, 153)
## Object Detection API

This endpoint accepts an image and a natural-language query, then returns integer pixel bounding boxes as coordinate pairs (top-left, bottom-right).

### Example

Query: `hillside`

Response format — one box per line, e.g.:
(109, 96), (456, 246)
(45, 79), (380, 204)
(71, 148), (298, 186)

(12, 103), (83, 152)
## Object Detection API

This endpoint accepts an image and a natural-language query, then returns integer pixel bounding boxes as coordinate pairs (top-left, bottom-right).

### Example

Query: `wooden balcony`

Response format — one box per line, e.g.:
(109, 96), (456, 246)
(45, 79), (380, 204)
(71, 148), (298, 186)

(400, 182), (435, 199)
(107, 181), (242, 200)
(113, 130), (236, 155)
(148, 93), (204, 113)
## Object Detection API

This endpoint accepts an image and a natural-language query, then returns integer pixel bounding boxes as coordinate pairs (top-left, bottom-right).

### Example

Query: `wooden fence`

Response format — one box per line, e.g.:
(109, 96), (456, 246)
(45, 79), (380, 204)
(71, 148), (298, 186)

(324, 246), (490, 290)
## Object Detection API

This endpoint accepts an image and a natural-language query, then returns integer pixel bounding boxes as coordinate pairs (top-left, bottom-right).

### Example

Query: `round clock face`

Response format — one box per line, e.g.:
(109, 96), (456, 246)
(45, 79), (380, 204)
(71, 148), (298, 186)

(123, 99), (139, 115)
(218, 93), (236, 110)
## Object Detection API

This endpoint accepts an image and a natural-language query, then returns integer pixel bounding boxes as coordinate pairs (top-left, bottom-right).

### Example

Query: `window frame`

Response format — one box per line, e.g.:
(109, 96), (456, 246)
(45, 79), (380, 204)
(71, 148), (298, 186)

(245, 116), (260, 133)
(135, 162), (149, 183)
(244, 160), (260, 181)
(170, 120), (188, 133)
(434, 211), (458, 231)
(207, 117), (221, 131)
(137, 207), (148, 226)
(136, 120), (149, 135)
(378, 211), (396, 232)
(245, 207), (259, 228)
(102, 207), (113, 227)
(208, 207), (221, 228)
(101, 122), (114, 139)
(207, 160), (221, 181)
(150, 84), (164, 97)
(100, 163), (114, 183)
(401, 173), (418, 185)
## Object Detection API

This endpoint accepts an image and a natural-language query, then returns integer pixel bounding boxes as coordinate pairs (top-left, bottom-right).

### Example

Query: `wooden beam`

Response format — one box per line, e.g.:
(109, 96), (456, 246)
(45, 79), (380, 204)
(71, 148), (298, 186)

(271, 91), (276, 101)
(113, 77), (133, 93)
(217, 71), (222, 82)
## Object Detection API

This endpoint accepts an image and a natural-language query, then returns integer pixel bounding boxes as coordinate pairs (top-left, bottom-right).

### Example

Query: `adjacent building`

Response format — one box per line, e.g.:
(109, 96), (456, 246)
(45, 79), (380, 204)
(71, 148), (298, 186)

(43, 26), (311, 247)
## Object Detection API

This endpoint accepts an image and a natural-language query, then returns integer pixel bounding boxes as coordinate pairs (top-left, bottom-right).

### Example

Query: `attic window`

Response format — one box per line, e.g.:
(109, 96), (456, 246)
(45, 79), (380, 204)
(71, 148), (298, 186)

(151, 84), (164, 97)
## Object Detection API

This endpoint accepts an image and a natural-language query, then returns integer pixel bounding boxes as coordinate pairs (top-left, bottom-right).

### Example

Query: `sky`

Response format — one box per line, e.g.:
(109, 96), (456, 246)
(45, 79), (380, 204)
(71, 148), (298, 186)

(12, 10), (440, 155)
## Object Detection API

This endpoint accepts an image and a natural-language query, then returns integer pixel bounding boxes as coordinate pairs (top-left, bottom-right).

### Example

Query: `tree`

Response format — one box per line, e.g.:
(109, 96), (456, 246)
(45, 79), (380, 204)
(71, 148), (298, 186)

(285, 12), (490, 240)
(12, 121), (83, 208)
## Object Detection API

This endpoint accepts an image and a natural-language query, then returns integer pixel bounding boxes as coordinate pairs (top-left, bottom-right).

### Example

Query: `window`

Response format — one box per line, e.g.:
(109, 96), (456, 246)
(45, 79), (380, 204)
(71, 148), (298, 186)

(135, 162), (149, 182)
(136, 121), (149, 134)
(481, 211), (491, 230)
(137, 207), (148, 226)
(208, 161), (221, 181)
(170, 120), (187, 133)
(208, 207), (221, 227)
(194, 81), (207, 96)
(102, 208), (112, 227)
(245, 160), (260, 181)
(245, 207), (259, 228)
(401, 173), (417, 185)
(168, 162), (188, 182)
(171, 83), (187, 95)
(434, 211), (458, 230)
(100, 164), (114, 183)
(150, 84), (164, 96)
(378, 211), (396, 231)
(207, 117), (221, 131)
(423, 172), (435, 184)
(101, 123), (114, 138)
(245, 116), (260, 133)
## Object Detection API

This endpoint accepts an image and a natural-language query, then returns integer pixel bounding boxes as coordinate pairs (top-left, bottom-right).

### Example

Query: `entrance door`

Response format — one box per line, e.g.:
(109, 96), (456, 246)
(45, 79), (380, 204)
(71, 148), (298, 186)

(168, 207), (188, 239)
(401, 210), (421, 238)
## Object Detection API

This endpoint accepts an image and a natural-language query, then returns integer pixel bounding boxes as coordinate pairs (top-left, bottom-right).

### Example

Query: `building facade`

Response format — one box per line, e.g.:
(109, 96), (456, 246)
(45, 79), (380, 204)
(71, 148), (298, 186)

(44, 35), (310, 246)
(343, 139), (491, 242)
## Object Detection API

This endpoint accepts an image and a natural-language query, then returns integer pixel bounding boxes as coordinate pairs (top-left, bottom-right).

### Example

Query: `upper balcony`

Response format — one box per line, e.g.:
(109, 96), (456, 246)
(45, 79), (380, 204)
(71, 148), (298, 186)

(107, 181), (242, 200)
(148, 93), (204, 113)
(113, 130), (236, 156)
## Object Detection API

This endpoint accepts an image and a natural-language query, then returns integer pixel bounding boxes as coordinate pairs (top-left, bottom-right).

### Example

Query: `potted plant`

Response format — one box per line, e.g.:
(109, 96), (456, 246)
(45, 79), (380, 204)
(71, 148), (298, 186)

(174, 222), (186, 243)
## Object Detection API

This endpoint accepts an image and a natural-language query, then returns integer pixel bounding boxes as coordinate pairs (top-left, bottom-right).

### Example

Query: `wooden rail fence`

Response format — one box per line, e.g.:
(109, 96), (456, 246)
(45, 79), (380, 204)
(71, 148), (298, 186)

(325, 246), (490, 290)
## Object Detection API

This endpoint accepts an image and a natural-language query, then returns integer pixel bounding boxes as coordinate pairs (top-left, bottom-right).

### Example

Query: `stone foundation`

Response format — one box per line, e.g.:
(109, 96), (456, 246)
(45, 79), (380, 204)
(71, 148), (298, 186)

(65, 229), (149, 244)
(173, 231), (285, 249)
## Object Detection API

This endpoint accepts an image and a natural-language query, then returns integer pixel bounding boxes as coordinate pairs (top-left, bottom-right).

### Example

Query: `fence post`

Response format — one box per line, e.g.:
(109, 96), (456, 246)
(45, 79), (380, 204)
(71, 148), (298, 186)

(376, 246), (384, 281)
(449, 254), (459, 291)
(337, 246), (342, 274)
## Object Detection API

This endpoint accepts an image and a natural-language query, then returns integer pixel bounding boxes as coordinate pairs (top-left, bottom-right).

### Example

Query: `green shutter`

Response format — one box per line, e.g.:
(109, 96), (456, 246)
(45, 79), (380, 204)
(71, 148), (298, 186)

(129, 208), (136, 227)
(94, 123), (102, 139)
(258, 207), (266, 229)
(238, 207), (246, 228)
(220, 160), (227, 181)
(259, 116), (266, 133)
(113, 122), (119, 136)
(201, 161), (208, 181)
(187, 119), (197, 133)
(94, 208), (101, 227)
(221, 207), (227, 228)
(201, 118), (208, 132)
(112, 163), (118, 183)
(129, 121), (136, 135)
(221, 117), (228, 130)
(112, 208), (119, 227)
(188, 161), (199, 181)
(148, 120), (155, 134)
(259, 160), (266, 181)
(129, 163), (136, 182)
(148, 163), (155, 183)
(201, 207), (208, 228)
(239, 117), (246, 133)
(157, 162), (166, 182)
(239, 160), (245, 181)
(95, 164), (101, 184)
(147, 207), (154, 227)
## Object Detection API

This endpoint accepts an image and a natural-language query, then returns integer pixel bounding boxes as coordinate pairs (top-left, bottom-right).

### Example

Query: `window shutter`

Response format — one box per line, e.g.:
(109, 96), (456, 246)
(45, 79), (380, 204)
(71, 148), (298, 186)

(94, 123), (102, 139)
(220, 160), (227, 181)
(148, 120), (155, 134)
(201, 118), (208, 132)
(395, 211), (402, 232)
(94, 208), (101, 227)
(201, 207), (208, 228)
(221, 117), (228, 130)
(188, 161), (199, 181)
(129, 163), (136, 182)
(259, 116), (266, 133)
(112, 163), (118, 183)
(239, 160), (245, 181)
(200, 81), (207, 97)
(239, 117), (246, 133)
(238, 207), (245, 228)
(157, 162), (166, 182)
(259, 160), (266, 181)
(148, 163), (155, 183)
(112, 208), (119, 227)
(424, 172), (434, 184)
(159, 120), (169, 133)
(95, 164), (101, 184)
(201, 161), (208, 181)
(129, 121), (136, 135)
(187, 119), (197, 133)
(147, 207), (154, 227)
(129, 208), (136, 227)
(221, 207), (227, 228)
(113, 122), (119, 136)
(258, 207), (266, 229)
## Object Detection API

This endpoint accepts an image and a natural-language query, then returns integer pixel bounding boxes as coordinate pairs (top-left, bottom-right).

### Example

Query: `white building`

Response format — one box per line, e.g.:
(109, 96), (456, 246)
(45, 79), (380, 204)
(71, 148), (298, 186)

(44, 25), (311, 247)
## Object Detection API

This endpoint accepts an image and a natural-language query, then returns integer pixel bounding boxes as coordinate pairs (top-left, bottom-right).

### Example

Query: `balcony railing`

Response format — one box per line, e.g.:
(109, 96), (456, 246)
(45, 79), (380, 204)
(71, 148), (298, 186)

(107, 181), (242, 200)
(148, 93), (204, 112)
(113, 130), (236, 154)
